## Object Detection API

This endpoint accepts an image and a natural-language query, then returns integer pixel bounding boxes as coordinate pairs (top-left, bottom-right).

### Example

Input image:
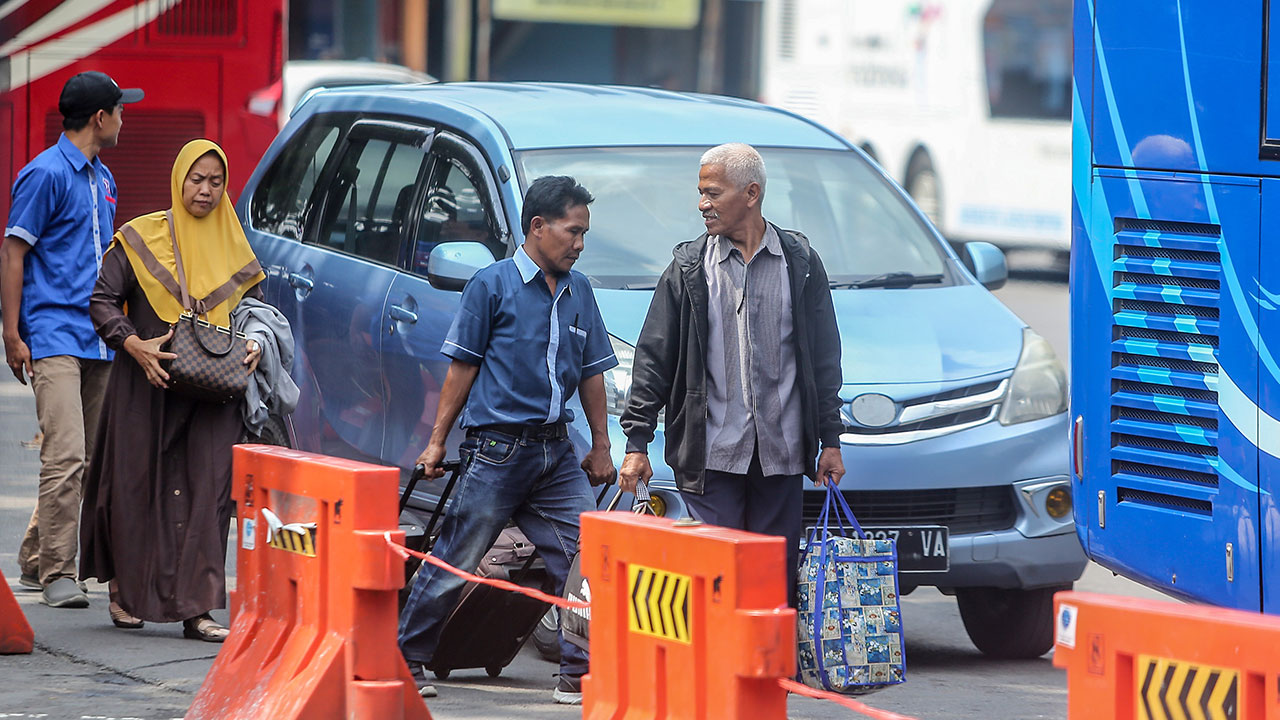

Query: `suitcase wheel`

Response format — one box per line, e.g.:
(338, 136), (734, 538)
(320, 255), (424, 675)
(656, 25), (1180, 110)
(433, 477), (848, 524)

(486, 665), (502, 678)
(433, 669), (451, 680)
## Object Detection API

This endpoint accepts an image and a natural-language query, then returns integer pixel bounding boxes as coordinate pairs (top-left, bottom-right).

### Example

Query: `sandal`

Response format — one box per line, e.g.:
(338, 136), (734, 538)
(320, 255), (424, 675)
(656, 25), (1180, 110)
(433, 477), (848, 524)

(182, 613), (229, 643)
(109, 602), (144, 629)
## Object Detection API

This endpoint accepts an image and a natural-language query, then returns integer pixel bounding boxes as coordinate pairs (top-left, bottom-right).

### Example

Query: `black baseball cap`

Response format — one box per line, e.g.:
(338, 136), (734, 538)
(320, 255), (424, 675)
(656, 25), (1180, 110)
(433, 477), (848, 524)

(58, 71), (143, 119)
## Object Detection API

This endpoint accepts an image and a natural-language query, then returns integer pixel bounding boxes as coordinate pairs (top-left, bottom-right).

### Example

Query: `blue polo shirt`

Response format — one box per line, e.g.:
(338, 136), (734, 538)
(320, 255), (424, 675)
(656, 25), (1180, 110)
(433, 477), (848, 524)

(4, 134), (115, 361)
(443, 246), (618, 427)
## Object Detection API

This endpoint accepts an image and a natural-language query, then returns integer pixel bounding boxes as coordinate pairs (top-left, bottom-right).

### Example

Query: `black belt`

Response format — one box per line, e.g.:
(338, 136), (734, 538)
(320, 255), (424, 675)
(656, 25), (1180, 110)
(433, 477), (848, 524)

(470, 422), (568, 442)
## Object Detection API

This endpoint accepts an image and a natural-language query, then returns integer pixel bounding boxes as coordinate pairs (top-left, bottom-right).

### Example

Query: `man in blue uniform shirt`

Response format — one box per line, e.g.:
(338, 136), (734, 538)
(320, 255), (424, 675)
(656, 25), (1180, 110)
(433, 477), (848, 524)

(2, 71), (143, 609)
(399, 175), (617, 705)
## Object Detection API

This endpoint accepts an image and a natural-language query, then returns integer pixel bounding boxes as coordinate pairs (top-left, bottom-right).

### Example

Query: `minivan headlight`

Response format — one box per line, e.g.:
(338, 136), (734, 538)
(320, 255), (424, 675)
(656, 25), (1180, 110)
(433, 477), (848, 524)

(998, 329), (1068, 425)
(603, 335), (634, 417)
(602, 335), (663, 424)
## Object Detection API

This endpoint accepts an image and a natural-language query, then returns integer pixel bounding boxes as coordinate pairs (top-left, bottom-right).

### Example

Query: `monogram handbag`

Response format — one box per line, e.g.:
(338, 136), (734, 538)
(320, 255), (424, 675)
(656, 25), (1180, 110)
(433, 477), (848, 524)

(163, 311), (250, 403)
(148, 210), (250, 403)
(796, 484), (906, 695)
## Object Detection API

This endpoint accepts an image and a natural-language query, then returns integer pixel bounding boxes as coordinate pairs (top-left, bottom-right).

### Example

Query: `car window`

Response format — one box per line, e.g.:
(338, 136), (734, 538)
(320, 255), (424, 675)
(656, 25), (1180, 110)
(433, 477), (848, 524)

(250, 114), (346, 239)
(515, 146), (947, 288)
(411, 134), (505, 275)
(312, 132), (430, 266)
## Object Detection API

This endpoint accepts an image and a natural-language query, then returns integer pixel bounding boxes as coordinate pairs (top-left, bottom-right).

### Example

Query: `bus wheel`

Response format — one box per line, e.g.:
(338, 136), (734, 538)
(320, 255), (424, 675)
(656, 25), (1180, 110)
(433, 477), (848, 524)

(906, 152), (942, 229)
(955, 584), (1069, 658)
(532, 607), (561, 663)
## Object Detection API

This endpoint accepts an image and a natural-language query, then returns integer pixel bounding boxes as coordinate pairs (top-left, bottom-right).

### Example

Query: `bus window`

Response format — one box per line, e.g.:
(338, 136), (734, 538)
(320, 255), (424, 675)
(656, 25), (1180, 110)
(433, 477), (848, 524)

(984, 0), (1072, 121)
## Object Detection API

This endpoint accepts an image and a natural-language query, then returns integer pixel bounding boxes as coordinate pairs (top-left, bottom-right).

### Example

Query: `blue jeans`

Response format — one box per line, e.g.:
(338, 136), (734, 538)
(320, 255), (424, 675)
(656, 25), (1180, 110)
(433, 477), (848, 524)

(398, 429), (593, 677)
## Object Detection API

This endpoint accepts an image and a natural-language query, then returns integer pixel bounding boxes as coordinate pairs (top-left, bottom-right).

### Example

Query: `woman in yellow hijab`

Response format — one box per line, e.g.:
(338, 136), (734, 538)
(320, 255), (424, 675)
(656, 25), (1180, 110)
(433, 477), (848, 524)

(80, 140), (265, 641)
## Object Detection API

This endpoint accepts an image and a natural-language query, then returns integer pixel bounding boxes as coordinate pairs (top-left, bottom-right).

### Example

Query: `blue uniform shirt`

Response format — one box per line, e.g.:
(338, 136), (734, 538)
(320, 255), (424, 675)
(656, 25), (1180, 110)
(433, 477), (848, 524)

(443, 246), (618, 427)
(4, 134), (116, 361)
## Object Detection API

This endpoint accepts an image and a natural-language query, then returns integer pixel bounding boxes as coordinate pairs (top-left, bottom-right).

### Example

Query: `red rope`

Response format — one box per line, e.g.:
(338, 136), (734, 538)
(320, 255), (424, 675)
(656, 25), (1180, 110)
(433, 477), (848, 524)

(386, 536), (917, 720)
(384, 532), (589, 611)
(778, 679), (919, 720)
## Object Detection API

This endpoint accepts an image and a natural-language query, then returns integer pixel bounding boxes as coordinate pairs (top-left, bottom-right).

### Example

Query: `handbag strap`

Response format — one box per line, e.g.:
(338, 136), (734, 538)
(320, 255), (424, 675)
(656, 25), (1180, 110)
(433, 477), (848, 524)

(164, 210), (264, 319)
(828, 483), (867, 540)
(165, 210), (197, 315)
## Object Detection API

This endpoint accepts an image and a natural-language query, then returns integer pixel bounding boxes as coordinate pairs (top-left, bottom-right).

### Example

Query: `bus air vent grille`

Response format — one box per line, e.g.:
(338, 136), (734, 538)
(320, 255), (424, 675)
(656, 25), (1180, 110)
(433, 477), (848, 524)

(157, 0), (239, 37)
(1116, 487), (1212, 516)
(1113, 218), (1221, 236)
(1109, 220), (1222, 513)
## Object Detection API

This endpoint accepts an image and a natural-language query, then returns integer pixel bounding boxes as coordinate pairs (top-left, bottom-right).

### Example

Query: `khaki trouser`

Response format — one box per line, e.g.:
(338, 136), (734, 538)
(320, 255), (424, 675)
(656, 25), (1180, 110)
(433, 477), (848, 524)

(17, 355), (111, 586)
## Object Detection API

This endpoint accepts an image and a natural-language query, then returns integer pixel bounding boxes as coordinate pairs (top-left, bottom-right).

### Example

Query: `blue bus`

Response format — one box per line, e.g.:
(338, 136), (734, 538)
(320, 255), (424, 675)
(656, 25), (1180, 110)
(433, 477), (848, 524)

(1071, 0), (1280, 611)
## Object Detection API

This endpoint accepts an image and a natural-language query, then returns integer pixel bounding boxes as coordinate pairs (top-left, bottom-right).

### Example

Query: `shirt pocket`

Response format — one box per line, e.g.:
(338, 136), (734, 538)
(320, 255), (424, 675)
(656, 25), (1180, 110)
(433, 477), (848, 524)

(566, 323), (588, 358)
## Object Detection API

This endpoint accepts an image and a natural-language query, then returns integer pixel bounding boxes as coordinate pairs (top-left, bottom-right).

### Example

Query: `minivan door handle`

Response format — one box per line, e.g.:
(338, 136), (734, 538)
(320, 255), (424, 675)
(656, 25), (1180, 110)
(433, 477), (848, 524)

(388, 304), (418, 325)
(289, 271), (314, 291)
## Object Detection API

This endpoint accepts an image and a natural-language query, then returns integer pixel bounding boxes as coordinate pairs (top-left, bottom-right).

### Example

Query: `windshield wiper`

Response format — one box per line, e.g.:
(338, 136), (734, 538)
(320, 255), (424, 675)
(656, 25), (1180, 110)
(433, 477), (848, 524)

(831, 272), (945, 289)
(622, 283), (657, 290)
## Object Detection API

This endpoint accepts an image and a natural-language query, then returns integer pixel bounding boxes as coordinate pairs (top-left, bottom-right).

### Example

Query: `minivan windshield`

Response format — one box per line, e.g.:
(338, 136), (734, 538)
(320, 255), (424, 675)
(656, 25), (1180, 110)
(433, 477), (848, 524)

(515, 146), (949, 289)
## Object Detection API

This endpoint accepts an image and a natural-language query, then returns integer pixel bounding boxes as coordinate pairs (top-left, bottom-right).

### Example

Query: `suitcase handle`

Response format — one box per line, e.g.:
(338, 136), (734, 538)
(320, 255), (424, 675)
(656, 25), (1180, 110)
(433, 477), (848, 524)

(402, 460), (463, 544)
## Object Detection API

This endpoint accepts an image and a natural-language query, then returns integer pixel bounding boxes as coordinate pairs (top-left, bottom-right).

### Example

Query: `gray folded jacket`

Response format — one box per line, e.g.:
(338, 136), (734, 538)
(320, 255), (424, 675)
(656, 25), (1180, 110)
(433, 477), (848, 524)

(231, 298), (301, 435)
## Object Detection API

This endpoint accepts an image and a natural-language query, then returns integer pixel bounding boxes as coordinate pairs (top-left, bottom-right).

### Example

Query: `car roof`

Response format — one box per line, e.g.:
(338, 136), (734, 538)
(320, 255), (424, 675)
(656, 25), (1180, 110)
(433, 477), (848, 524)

(285, 60), (436, 86)
(303, 82), (850, 151)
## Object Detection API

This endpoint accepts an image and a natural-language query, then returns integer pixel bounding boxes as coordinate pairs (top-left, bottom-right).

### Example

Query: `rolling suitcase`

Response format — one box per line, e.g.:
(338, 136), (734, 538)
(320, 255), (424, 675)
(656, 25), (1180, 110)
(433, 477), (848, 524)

(399, 462), (554, 680)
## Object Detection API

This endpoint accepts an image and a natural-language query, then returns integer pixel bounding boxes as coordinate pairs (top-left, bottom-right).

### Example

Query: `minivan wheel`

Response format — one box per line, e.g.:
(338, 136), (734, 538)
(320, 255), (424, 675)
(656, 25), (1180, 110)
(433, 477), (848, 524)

(532, 607), (561, 663)
(955, 584), (1070, 659)
(243, 415), (291, 447)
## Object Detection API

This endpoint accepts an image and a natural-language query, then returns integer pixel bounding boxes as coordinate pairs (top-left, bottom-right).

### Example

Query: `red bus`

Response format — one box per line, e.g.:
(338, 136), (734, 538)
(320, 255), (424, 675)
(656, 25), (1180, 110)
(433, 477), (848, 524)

(1, 0), (285, 228)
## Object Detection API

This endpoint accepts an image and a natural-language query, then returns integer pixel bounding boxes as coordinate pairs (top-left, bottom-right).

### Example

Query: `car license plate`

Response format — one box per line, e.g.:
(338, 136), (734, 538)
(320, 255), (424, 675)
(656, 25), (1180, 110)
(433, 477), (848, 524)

(863, 526), (949, 572)
(805, 525), (950, 573)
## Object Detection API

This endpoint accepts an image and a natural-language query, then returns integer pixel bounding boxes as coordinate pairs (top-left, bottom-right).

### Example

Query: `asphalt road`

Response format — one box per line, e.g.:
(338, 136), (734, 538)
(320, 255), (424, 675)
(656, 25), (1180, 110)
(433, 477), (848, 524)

(0, 261), (1174, 720)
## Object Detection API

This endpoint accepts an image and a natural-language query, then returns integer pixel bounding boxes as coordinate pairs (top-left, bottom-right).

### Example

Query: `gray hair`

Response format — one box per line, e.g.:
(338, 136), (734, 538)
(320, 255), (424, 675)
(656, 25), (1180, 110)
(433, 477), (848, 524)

(700, 143), (766, 192)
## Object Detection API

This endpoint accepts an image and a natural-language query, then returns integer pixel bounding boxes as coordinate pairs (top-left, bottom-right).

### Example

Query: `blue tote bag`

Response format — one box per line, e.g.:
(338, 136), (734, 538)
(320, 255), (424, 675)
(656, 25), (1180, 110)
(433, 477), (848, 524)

(796, 484), (906, 694)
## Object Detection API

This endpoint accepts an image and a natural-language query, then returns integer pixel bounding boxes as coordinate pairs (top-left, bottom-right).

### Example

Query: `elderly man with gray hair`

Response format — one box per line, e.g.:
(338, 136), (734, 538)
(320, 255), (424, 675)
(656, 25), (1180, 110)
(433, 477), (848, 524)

(619, 142), (846, 602)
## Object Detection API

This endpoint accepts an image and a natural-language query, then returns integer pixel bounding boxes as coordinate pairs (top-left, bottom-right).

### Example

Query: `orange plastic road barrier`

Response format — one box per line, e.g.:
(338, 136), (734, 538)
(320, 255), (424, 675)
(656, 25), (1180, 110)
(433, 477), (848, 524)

(0, 568), (33, 654)
(187, 445), (429, 720)
(580, 511), (796, 720)
(1053, 590), (1280, 720)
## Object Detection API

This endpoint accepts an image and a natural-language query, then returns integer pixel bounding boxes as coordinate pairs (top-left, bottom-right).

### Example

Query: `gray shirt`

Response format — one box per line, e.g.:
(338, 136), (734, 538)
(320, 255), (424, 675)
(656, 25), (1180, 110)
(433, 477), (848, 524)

(703, 224), (805, 476)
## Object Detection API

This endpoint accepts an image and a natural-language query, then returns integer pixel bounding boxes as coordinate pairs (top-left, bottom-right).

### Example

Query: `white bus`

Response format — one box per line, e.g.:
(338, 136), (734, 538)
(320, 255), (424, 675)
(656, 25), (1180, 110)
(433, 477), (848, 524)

(760, 0), (1071, 252)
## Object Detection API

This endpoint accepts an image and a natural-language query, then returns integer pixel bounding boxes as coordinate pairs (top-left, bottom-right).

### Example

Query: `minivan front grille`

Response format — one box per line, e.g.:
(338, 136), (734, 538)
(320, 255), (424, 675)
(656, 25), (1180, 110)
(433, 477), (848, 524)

(802, 487), (1016, 535)
(841, 379), (1005, 444)
(1109, 220), (1222, 514)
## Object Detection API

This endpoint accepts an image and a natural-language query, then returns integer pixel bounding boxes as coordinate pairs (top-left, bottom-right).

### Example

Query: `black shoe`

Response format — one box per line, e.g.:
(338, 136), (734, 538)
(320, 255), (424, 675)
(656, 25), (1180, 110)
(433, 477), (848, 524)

(408, 663), (438, 698)
(552, 673), (582, 705)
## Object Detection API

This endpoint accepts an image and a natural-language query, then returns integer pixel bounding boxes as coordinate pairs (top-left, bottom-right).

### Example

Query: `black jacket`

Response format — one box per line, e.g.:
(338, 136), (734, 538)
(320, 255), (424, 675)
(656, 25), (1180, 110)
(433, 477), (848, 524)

(620, 224), (844, 494)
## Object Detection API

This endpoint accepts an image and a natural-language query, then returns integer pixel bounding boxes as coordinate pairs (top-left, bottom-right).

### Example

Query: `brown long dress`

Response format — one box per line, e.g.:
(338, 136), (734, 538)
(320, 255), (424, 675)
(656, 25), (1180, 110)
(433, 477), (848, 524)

(79, 243), (262, 622)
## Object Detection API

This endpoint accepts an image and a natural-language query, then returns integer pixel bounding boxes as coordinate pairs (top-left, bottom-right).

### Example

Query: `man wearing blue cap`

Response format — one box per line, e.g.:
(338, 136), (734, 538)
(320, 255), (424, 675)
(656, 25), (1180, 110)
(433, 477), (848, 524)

(2, 71), (143, 609)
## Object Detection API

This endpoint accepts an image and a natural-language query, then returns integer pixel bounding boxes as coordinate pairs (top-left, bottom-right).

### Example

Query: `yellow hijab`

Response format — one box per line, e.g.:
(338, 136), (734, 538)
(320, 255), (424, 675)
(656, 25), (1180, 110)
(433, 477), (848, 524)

(113, 139), (264, 327)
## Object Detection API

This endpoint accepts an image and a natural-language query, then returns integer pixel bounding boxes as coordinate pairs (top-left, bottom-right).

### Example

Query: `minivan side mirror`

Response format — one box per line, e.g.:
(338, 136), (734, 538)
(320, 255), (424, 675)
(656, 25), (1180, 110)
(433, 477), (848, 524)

(427, 242), (496, 291)
(962, 241), (1008, 291)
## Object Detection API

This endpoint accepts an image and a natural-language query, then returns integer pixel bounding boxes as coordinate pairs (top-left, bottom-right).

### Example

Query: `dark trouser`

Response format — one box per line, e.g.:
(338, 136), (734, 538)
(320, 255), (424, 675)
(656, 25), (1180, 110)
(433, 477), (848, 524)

(398, 428), (593, 677)
(678, 451), (804, 605)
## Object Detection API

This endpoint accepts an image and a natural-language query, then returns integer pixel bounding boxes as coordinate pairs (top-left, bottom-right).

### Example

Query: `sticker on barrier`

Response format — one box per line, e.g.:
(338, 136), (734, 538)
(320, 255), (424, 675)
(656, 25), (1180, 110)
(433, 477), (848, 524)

(261, 507), (318, 557)
(626, 563), (691, 644)
(1136, 654), (1240, 720)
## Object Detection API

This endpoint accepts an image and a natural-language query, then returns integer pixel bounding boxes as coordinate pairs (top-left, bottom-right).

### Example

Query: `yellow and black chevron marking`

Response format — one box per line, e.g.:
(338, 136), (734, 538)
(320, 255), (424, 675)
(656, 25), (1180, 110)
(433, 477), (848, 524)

(627, 564), (691, 644)
(1137, 654), (1240, 720)
(268, 527), (317, 557)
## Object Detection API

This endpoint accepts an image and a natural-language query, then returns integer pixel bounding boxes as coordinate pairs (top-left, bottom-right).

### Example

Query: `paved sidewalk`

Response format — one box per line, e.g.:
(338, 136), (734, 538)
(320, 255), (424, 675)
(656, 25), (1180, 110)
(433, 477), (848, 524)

(0, 373), (581, 719)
